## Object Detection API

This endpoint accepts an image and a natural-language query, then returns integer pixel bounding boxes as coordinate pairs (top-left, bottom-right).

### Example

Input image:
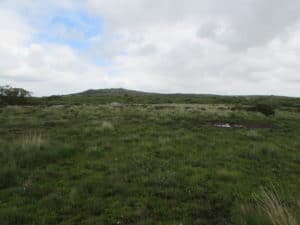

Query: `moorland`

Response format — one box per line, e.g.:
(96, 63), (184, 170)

(0, 88), (300, 225)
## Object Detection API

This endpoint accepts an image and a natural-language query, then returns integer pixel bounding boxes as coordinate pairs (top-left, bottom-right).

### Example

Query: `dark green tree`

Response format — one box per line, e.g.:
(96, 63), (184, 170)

(0, 85), (32, 105)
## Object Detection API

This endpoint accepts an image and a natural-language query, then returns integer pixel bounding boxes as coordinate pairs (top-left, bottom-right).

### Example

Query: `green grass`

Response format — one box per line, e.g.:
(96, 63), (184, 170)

(0, 103), (299, 225)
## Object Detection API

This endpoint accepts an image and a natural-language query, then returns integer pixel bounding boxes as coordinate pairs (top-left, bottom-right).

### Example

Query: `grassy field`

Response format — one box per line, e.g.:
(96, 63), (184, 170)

(0, 100), (300, 224)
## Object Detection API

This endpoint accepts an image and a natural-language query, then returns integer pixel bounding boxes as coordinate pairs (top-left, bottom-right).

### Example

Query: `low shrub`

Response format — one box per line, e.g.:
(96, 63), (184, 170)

(251, 103), (276, 116)
(0, 164), (18, 188)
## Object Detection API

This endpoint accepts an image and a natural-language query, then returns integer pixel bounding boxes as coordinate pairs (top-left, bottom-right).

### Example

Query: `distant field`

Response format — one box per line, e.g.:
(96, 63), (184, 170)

(0, 102), (300, 225)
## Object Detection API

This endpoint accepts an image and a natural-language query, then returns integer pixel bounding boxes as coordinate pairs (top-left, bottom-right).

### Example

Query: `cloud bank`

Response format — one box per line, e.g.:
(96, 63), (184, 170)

(0, 0), (300, 96)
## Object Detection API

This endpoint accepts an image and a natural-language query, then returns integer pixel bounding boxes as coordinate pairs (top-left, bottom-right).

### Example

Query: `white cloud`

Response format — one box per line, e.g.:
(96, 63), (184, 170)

(0, 7), (115, 96)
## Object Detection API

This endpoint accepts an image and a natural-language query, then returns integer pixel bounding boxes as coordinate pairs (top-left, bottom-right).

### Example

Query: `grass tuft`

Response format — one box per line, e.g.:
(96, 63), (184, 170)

(253, 187), (298, 225)
(234, 187), (300, 225)
(20, 132), (45, 150)
(101, 121), (114, 131)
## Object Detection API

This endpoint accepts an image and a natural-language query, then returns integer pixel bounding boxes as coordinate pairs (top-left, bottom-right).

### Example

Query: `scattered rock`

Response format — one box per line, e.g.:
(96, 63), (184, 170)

(212, 122), (271, 129)
(214, 123), (232, 128)
(50, 105), (65, 109)
(110, 102), (124, 107)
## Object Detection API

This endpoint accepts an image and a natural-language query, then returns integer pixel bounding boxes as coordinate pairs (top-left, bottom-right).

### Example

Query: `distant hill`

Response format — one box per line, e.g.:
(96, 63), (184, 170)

(43, 88), (299, 108)
(70, 88), (220, 97)
(70, 88), (150, 96)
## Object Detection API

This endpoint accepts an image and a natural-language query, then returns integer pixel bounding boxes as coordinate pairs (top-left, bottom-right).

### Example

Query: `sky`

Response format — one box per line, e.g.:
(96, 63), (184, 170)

(0, 0), (300, 96)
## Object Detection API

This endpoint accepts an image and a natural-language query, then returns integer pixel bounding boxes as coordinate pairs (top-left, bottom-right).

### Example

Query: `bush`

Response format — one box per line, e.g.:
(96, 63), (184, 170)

(0, 207), (30, 225)
(251, 103), (276, 116)
(0, 85), (32, 105)
(0, 165), (18, 188)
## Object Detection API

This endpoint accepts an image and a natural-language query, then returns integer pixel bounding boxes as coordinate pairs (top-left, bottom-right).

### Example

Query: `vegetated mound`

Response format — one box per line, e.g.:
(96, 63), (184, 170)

(37, 87), (300, 107)
(70, 88), (150, 96)
(73, 90), (299, 107)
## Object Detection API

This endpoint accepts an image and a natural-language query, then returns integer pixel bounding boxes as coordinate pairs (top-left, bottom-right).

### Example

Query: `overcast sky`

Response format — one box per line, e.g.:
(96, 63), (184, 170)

(0, 0), (300, 96)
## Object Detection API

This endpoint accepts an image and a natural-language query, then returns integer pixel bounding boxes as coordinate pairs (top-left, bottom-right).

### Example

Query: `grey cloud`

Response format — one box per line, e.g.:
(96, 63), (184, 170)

(1, 0), (300, 96)
(88, 0), (300, 50)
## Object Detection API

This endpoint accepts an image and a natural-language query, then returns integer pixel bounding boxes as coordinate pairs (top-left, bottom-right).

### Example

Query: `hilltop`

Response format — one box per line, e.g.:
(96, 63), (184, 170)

(70, 88), (150, 96)
(39, 88), (299, 109)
